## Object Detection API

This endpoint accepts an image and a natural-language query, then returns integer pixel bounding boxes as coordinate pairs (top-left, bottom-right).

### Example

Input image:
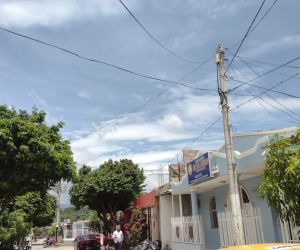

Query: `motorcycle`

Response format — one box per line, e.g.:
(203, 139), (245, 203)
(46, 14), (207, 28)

(24, 240), (32, 250)
(43, 238), (58, 248)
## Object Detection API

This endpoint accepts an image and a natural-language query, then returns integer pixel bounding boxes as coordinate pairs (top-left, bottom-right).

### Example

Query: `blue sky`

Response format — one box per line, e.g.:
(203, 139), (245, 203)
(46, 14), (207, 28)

(0, 0), (299, 194)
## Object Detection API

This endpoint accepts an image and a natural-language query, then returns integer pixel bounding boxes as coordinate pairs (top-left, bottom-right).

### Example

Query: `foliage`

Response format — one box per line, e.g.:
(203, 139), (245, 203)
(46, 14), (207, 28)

(124, 208), (147, 246)
(0, 105), (76, 210)
(48, 225), (63, 237)
(259, 128), (300, 222)
(88, 212), (103, 233)
(60, 206), (95, 222)
(32, 227), (43, 237)
(13, 191), (56, 227)
(69, 159), (145, 233)
(0, 191), (56, 247)
(0, 209), (30, 249)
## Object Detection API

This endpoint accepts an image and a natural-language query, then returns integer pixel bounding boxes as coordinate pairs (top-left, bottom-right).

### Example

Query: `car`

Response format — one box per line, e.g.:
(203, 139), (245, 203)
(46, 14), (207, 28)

(219, 243), (300, 250)
(73, 234), (100, 250)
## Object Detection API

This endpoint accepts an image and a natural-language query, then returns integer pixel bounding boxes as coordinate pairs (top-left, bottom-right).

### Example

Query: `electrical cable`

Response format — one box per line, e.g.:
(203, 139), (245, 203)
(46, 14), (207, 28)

(229, 64), (299, 124)
(229, 0), (278, 50)
(231, 72), (300, 111)
(117, 0), (203, 64)
(228, 77), (300, 99)
(228, 56), (300, 121)
(263, 92), (300, 121)
(226, 0), (266, 72)
(228, 56), (300, 93)
(0, 25), (216, 93)
(225, 49), (300, 99)
(232, 54), (300, 70)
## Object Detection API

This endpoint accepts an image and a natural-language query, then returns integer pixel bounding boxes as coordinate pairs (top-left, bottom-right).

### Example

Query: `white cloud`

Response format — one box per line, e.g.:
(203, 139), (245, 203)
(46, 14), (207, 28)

(27, 89), (47, 107)
(243, 34), (300, 57)
(0, 0), (131, 28)
(77, 89), (92, 99)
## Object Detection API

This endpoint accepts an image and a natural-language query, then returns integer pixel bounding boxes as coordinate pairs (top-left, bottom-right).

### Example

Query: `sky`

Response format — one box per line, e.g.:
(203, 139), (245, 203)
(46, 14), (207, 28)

(0, 0), (299, 204)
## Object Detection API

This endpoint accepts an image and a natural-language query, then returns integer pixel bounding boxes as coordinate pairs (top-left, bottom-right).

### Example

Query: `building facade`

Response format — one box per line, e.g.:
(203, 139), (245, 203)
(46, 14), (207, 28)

(170, 127), (299, 250)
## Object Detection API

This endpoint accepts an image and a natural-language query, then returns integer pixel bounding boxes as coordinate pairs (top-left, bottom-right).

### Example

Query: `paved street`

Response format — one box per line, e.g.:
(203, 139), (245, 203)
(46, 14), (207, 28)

(32, 245), (73, 250)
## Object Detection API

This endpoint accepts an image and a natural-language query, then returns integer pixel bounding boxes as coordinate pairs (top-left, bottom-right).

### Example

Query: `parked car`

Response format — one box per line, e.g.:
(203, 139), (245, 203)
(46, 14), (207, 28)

(219, 243), (300, 250)
(73, 234), (100, 250)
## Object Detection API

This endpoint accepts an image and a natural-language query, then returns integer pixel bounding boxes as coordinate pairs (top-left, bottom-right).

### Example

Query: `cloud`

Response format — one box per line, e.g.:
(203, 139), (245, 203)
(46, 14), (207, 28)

(242, 34), (300, 57)
(77, 89), (92, 99)
(27, 89), (47, 107)
(0, 0), (131, 28)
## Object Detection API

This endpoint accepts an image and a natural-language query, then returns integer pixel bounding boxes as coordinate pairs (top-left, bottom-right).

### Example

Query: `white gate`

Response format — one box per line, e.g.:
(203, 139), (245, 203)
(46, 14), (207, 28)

(218, 207), (264, 247)
(280, 219), (300, 243)
(171, 215), (205, 245)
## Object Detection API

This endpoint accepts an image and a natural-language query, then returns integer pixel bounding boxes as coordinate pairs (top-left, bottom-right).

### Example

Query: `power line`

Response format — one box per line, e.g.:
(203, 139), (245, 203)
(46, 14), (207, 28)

(230, 64), (299, 123)
(226, 0), (266, 72)
(229, 0), (278, 50)
(263, 92), (300, 121)
(228, 77), (300, 99)
(0, 25), (216, 93)
(228, 56), (300, 93)
(231, 72), (300, 111)
(225, 49), (300, 99)
(229, 57), (300, 121)
(117, 0), (203, 64)
(233, 55), (300, 69)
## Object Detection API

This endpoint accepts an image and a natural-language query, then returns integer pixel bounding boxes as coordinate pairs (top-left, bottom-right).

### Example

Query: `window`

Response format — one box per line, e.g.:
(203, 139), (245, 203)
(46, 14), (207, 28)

(209, 196), (218, 228)
(241, 187), (250, 203)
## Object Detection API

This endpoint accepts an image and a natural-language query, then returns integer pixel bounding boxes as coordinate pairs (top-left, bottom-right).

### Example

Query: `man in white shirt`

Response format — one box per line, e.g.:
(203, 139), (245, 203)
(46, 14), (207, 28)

(112, 225), (123, 250)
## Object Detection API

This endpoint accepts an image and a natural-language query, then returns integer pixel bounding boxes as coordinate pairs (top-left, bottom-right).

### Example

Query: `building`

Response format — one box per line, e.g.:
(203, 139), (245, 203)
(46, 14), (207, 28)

(134, 191), (159, 241)
(170, 127), (299, 250)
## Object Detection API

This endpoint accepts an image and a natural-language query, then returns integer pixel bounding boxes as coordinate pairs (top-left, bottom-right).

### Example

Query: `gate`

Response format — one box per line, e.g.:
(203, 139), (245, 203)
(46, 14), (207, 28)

(280, 219), (300, 242)
(218, 207), (264, 247)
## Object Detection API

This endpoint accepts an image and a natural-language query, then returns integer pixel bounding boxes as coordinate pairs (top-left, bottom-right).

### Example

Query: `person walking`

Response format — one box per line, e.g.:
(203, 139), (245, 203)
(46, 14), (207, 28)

(112, 225), (123, 250)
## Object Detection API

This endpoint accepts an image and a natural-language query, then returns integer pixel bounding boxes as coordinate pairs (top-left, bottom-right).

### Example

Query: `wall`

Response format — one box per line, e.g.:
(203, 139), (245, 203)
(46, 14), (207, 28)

(197, 176), (277, 250)
(134, 192), (156, 208)
(160, 194), (172, 249)
(172, 242), (205, 250)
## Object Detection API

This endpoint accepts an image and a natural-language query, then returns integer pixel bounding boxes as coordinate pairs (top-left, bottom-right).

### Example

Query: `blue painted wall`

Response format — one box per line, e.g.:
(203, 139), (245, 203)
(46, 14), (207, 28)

(195, 176), (280, 250)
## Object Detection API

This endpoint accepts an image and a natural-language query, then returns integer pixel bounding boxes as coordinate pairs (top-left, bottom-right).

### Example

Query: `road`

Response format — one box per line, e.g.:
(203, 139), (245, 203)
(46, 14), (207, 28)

(32, 244), (73, 250)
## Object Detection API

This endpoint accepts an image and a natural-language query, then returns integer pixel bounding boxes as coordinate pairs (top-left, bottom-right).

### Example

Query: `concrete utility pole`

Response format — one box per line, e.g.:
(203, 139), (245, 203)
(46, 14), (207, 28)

(216, 44), (245, 246)
(55, 181), (61, 243)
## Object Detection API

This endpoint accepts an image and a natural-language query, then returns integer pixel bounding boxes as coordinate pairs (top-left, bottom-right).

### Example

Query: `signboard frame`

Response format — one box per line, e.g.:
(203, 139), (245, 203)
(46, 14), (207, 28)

(187, 152), (212, 185)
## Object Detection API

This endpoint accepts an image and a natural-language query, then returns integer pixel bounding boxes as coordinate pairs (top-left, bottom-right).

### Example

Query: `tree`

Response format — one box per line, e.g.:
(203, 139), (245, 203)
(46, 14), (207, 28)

(60, 206), (95, 222)
(13, 191), (56, 227)
(0, 210), (30, 249)
(0, 106), (76, 210)
(69, 159), (145, 233)
(124, 208), (147, 246)
(259, 128), (300, 225)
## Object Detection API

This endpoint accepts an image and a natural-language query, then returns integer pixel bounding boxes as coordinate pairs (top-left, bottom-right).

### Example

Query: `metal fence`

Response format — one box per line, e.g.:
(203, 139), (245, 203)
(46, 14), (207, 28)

(218, 207), (264, 247)
(279, 219), (300, 242)
(171, 215), (205, 245)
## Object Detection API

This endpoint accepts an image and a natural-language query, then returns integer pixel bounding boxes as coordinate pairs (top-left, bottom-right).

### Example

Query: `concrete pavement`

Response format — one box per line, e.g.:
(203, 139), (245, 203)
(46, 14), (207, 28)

(32, 244), (73, 250)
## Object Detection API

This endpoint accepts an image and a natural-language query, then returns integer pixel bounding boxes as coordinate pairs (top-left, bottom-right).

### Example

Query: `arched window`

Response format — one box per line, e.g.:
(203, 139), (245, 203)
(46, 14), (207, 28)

(209, 196), (218, 228)
(241, 187), (250, 204)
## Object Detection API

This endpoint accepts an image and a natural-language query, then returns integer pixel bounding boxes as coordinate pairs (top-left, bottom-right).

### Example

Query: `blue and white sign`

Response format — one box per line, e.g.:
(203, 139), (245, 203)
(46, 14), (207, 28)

(187, 152), (211, 185)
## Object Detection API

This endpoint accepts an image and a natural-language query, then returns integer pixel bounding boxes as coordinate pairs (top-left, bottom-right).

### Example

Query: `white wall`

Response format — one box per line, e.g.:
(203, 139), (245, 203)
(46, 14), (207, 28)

(160, 194), (172, 249)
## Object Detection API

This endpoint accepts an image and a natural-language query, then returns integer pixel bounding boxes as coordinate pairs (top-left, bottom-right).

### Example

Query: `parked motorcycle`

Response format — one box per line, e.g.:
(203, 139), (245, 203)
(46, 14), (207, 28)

(43, 238), (58, 248)
(133, 240), (161, 250)
(24, 240), (32, 250)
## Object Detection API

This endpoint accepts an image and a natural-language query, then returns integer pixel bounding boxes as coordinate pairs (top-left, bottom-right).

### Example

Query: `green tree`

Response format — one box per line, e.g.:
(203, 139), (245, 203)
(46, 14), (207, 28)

(13, 191), (56, 227)
(259, 128), (300, 224)
(0, 105), (76, 210)
(69, 159), (145, 233)
(0, 210), (30, 249)
(60, 206), (95, 222)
